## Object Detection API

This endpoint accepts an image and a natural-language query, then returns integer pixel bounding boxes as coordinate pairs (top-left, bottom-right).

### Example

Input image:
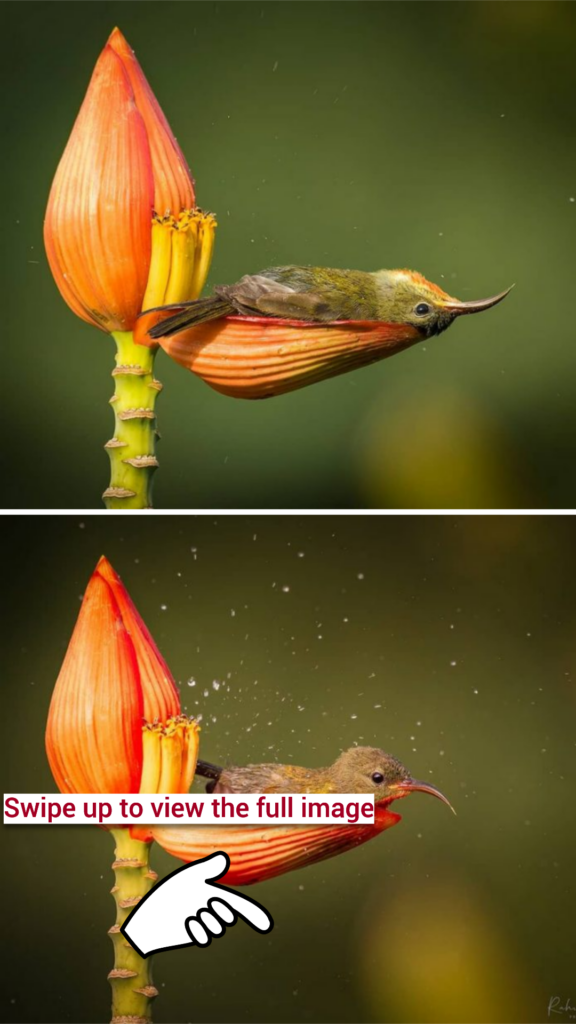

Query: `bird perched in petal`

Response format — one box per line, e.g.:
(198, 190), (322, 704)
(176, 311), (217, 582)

(149, 747), (454, 885)
(146, 266), (511, 337)
(136, 266), (512, 399)
(195, 746), (454, 808)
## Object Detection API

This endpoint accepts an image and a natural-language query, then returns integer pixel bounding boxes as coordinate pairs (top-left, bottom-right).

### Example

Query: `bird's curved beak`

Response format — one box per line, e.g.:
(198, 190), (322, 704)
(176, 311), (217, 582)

(441, 285), (514, 316)
(391, 778), (456, 814)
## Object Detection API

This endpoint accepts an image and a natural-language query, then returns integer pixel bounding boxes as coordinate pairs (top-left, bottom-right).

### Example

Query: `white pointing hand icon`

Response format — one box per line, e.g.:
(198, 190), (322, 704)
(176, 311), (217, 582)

(121, 852), (274, 957)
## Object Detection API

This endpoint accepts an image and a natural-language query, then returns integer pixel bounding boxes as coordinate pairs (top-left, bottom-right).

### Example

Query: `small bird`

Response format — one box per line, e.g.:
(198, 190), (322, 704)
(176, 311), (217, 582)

(195, 746), (455, 811)
(146, 265), (512, 341)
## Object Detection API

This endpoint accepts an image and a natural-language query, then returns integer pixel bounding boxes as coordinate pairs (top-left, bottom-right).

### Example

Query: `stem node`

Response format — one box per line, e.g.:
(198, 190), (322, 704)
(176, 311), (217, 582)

(105, 333), (161, 509)
(108, 829), (157, 1024)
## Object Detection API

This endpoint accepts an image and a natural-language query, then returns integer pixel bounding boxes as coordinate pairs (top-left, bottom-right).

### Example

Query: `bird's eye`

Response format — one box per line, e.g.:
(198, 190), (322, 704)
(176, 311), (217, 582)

(415, 302), (431, 316)
(372, 772), (384, 784)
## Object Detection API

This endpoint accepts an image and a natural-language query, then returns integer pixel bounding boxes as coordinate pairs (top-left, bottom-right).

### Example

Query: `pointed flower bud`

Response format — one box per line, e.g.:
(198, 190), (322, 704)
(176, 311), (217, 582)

(44, 28), (216, 334)
(46, 556), (199, 796)
(146, 805), (401, 884)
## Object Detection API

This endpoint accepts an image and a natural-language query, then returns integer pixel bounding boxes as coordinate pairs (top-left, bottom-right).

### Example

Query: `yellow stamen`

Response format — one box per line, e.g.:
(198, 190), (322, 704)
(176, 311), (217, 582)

(139, 715), (200, 794)
(164, 219), (197, 306)
(139, 724), (162, 794)
(190, 212), (217, 299)
(141, 216), (173, 312)
(155, 718), (181, 794)
(141, 209), (217, 313)
(179, 720), (201, 793)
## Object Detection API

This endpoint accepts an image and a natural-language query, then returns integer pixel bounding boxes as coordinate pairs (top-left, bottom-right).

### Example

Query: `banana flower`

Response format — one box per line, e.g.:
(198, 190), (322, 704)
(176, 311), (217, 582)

(44, 29), (216, 508)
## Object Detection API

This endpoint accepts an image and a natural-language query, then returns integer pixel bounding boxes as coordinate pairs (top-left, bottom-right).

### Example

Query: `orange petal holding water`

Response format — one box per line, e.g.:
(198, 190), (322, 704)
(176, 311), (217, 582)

(148, 805), (401, 884)
(149, 315), (422, 399)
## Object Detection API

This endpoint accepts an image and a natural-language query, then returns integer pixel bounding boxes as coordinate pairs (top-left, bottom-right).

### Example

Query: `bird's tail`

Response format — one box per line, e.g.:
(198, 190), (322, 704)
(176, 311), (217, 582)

(146, 295), (234, 340)
(195, 758), (223, 781)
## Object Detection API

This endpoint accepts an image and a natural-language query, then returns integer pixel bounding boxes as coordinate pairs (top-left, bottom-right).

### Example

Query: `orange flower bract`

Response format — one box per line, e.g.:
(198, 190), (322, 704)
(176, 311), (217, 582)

(145, 805), (401, 885)
(46, 556), (198, 796)
(44, 28), (215, 335)
(134, 311), (421, 399)
(44, 42), (154, 332)
(106, 28), (194, 216)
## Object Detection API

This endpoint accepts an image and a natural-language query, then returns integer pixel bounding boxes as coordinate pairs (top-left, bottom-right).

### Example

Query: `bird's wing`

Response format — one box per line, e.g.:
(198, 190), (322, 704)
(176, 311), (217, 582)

(212, 765), (308, 794)
(219, 272), (332, 322)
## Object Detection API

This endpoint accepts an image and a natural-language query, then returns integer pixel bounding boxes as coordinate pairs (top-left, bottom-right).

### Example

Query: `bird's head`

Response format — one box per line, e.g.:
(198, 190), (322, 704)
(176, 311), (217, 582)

(372, 269), (513, 337)
(332, 746), (455, 811)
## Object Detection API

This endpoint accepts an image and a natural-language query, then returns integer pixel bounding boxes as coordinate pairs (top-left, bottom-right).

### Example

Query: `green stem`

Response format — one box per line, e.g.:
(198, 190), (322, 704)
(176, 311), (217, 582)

(108, 828), (158, 1024)
(103, 332), (162, 509)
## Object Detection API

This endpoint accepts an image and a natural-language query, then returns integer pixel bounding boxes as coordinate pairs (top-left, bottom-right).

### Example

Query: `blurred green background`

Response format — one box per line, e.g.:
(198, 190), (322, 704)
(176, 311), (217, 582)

(2, 515), (575, 1023)
(3, 1), (576, 509)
